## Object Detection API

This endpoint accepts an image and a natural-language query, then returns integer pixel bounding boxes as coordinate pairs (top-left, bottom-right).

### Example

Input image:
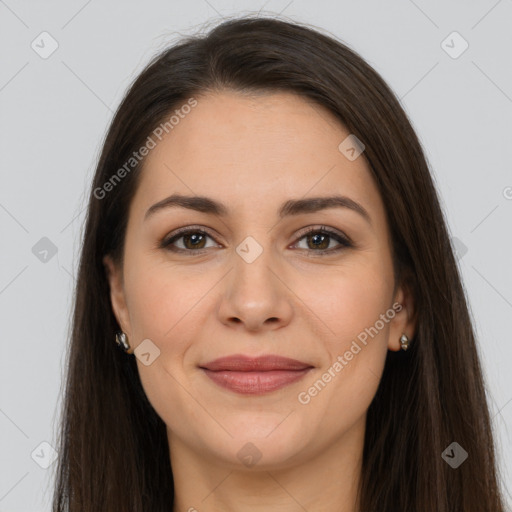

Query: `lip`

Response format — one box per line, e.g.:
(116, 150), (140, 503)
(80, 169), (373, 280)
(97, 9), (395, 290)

(201, 354), (312, 371)
(199, 354), (314, 395)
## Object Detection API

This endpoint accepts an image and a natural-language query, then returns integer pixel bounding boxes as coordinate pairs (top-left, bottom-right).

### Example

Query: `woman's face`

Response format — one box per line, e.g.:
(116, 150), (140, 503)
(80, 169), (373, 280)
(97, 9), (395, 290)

(105, 90), (414, 470)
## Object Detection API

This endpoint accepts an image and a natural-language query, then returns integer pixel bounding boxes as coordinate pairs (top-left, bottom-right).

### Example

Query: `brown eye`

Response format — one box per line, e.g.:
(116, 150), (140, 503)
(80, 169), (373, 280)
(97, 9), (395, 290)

(305, 232), (330, 250)
(294, 226), (352, 254)
(160, 225), (352, 256)
(180, 232), (207, 250)
(161, 228), (218, 253)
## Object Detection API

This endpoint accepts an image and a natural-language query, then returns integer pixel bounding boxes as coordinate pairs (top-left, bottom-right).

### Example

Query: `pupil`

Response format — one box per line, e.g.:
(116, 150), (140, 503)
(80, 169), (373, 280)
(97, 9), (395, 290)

(186, 233), (204, 249)
(310, 233), (328, 250)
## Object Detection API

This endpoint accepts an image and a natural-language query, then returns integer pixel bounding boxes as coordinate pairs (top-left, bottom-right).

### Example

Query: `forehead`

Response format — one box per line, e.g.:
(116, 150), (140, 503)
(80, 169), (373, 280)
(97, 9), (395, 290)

(129, 90), (385, 223)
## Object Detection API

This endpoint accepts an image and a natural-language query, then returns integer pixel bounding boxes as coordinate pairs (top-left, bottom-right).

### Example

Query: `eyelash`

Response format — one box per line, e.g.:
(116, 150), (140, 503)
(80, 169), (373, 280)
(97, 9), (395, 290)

(159, 225), (353, 256)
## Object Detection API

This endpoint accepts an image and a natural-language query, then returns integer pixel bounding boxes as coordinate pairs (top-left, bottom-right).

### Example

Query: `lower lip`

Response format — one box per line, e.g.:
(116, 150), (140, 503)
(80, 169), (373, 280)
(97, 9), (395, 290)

(201, 368), (312, 395)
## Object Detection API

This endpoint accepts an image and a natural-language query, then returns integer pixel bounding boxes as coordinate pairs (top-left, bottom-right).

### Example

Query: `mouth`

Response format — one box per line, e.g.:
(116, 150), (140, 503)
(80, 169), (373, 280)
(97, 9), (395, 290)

(199, 354), (314, 395)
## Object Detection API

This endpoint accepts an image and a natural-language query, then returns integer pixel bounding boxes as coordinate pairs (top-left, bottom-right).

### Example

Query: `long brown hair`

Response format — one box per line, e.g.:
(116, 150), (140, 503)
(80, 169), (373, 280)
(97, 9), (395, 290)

(52, 15), (506, 511)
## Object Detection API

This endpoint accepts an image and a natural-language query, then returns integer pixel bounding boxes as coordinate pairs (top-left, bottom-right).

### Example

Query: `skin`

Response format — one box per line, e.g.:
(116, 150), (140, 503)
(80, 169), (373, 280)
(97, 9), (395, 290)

(104, 90), (416, 512)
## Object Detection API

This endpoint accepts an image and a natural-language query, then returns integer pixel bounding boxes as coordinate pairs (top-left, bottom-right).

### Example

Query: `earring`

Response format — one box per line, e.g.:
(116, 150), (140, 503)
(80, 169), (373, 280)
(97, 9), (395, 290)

(400, 333), (410, 351)
(115, 331), (133, 354)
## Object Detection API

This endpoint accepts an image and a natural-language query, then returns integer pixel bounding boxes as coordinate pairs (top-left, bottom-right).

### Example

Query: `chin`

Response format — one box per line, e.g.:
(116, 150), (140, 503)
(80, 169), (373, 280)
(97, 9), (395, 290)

(204, 419), (313, 470)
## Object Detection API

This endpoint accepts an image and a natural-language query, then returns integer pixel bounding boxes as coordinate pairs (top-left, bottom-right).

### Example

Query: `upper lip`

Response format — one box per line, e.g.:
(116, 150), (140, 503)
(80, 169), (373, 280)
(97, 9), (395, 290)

(200, 354), (313, 372)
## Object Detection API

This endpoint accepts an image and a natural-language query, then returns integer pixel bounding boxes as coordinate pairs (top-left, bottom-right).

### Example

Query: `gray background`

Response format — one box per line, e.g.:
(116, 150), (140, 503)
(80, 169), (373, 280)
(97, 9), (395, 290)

(1, 0), (511, 510)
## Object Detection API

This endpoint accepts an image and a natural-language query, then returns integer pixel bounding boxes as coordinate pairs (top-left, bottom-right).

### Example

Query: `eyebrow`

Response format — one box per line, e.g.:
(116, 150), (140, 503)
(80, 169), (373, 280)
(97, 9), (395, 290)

(144, 193), (372, 225)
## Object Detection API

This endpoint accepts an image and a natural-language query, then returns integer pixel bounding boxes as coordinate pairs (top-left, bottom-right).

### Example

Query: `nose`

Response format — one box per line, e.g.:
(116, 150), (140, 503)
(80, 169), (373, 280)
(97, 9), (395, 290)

(216, 245), (294, 333)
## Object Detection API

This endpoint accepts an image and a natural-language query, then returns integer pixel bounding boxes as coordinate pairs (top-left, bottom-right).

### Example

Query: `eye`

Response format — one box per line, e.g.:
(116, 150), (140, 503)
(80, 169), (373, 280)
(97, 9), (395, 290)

(160, 226), (219, 254)
(160, 225), (352, 255)
(292, 225), (352, 255)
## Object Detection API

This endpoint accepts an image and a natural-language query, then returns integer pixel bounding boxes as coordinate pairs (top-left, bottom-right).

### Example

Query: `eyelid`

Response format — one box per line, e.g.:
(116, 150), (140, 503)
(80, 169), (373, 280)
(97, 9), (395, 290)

(293, 224), (352, 245)
(159, 225), (221, 249)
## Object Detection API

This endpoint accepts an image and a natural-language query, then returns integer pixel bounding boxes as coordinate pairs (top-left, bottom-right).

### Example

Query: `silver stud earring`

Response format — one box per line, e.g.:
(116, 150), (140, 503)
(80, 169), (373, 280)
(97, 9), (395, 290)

(115, 331), (133, 354)
(400, 333), (410, 351)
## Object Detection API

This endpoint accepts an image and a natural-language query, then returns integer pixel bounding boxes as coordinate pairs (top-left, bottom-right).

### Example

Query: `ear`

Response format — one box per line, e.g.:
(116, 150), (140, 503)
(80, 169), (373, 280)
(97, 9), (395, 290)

(387, 275), (417, 352)
(103, 254), (132, 336)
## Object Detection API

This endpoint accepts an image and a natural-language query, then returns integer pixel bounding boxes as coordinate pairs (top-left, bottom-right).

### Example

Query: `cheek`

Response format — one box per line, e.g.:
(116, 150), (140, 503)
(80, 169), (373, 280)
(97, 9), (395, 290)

(292, 258), (393, 417)
(297, 258), (394, 347)
(124, 255), (212, 342)
(123, 260), (214, 433)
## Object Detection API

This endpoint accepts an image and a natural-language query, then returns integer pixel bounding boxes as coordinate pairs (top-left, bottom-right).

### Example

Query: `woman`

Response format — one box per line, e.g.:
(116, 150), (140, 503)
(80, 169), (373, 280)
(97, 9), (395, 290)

(52, 15), (506, 511)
